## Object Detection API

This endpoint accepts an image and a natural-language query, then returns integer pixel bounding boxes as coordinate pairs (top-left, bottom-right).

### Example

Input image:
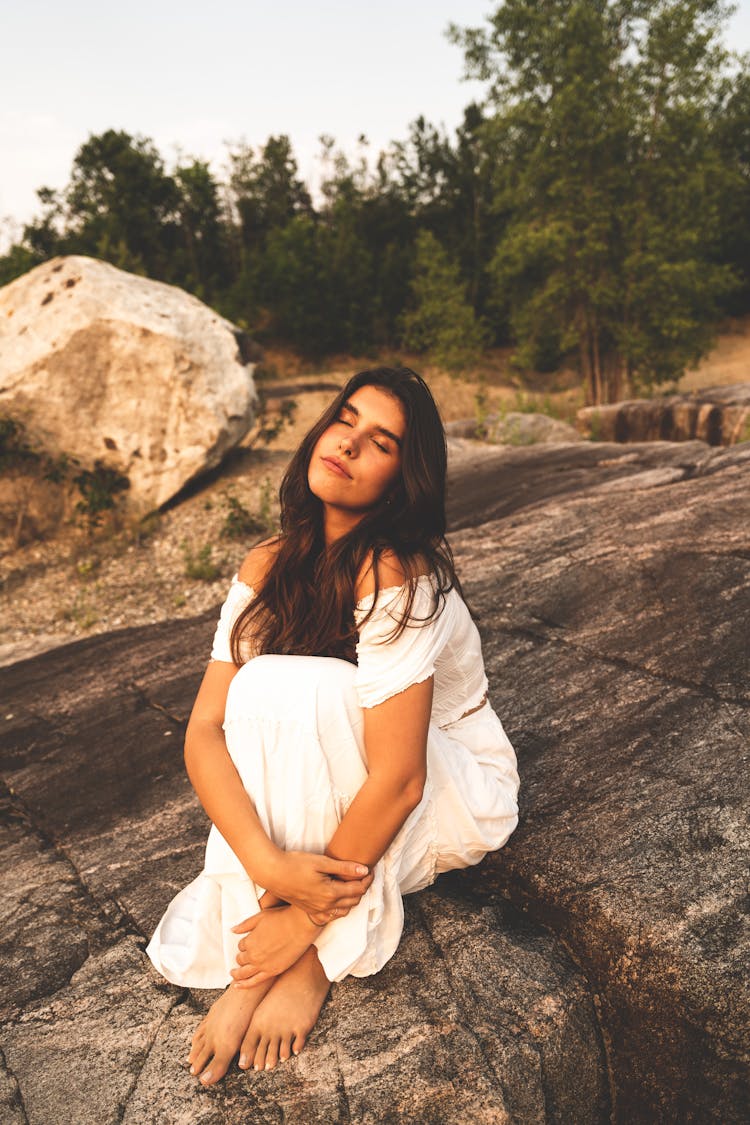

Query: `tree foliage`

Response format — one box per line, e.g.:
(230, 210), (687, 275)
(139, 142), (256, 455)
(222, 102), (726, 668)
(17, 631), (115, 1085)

(401, 230), (490, 373)
(1, 2), (748, 405)
(450, 0), (740, 402)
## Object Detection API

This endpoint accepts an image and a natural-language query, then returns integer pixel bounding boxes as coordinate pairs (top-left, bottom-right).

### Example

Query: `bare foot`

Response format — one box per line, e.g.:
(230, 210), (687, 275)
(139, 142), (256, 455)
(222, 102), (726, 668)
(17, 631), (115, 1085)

(238, 946), (331, 1071)
(187, 978), (275, 1086)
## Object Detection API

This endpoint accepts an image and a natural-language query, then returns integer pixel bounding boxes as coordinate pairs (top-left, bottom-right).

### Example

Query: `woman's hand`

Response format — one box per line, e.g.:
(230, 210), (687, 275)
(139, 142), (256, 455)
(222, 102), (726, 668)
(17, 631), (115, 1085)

(267, 850), (373, 917)
(230, 905), (322, 987)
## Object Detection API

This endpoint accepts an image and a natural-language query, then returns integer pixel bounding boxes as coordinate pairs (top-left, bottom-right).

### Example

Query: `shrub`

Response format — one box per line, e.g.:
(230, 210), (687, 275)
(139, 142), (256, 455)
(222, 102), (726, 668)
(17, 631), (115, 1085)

(73, 461), (130, 530)
(182, 541), (223, 581)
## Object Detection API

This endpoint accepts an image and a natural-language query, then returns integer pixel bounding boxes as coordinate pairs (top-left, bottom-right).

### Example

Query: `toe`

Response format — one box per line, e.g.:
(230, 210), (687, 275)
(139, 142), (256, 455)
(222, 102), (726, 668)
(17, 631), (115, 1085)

(189, 1041), (212, 1077)
(291, 1030), (307, 1058)
(278, 1034), (293, 1063)
(238, 1027), (260, 1072)
(264, 1037), (280, 1071)
(188, 1026), (206, 1059)
(199, 1044), (235, 1086)
(253, 1036), (270, 1072)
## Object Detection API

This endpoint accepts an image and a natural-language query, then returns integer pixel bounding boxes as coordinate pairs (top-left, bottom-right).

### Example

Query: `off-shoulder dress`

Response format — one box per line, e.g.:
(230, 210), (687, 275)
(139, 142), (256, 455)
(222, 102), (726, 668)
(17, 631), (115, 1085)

(146, 573), (520, 987)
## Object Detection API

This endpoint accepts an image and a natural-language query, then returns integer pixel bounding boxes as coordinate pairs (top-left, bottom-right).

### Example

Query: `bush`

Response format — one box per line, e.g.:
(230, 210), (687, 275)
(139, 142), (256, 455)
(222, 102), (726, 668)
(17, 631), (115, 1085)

(73, 461), (130, 530)
(220, 490), (266, 540)
(182, 541), (224, 581)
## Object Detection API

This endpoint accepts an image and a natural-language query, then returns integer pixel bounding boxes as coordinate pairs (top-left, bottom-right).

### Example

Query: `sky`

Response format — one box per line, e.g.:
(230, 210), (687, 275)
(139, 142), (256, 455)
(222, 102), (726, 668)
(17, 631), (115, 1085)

(2, 0), (750, 253)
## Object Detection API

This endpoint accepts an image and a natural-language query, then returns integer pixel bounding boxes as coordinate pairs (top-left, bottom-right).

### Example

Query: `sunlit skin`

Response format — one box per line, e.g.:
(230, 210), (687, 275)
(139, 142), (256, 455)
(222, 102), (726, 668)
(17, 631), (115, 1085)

(307, 384), (407, 544)
(185, 383), (434, 1083)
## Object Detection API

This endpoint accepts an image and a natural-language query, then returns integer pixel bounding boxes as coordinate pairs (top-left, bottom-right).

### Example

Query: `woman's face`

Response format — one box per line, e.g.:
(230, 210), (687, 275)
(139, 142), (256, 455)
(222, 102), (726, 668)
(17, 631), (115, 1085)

(308, 384), (406, 517)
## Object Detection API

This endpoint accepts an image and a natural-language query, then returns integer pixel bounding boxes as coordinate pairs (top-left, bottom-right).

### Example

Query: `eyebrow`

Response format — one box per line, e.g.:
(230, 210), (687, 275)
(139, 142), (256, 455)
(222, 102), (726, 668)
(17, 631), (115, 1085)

(340, 400), (403, 447)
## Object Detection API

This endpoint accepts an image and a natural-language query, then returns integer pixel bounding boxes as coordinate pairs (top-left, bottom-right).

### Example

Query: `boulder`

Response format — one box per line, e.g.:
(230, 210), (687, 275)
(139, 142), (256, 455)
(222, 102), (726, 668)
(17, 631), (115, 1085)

(576, 383), (750, 446)
(0, 256), (259, 510)
(446, 411), (582, 444)
(1, 436), (748, 1121)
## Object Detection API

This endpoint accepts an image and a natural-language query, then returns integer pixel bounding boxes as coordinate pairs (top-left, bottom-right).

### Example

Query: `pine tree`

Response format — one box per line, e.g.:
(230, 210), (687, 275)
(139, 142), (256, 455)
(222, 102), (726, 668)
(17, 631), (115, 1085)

(401, 229), (490, 374)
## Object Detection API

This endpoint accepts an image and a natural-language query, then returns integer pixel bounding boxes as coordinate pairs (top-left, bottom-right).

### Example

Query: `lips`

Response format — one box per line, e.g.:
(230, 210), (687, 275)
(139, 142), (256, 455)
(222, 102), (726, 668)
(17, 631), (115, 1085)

(321, 456), (352, 479)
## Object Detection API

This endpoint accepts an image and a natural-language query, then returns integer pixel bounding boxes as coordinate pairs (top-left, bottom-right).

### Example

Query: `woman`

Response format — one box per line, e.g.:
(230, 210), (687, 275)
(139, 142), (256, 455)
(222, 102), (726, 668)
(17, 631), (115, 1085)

(146, 366), (520, 1085)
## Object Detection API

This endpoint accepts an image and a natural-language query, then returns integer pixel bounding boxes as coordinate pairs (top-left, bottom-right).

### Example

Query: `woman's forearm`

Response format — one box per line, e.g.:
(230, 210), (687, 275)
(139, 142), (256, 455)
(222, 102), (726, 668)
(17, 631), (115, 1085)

(324, 677), (433, 870)
(324, 773), (424, 869)
(184, 717), (283, 887)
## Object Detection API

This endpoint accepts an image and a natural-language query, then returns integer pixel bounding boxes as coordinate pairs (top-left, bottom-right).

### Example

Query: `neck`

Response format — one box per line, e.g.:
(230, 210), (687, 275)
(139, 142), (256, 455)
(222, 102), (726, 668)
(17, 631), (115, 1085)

(322, 505), (363, 547)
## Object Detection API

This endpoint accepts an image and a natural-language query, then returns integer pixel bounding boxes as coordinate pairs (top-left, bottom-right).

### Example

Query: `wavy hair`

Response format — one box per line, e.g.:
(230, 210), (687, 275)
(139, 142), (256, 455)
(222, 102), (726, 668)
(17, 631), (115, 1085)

(230, 366), (463, 664)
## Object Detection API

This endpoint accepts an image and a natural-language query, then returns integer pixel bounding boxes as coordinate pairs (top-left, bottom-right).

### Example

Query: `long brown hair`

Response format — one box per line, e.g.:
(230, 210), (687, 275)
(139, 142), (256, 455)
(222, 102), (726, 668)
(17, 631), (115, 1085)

(230, 366), (463, 664)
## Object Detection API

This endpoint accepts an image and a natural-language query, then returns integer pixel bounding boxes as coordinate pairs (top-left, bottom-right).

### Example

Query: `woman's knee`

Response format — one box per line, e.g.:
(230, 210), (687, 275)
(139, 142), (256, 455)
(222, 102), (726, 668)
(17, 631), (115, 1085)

(225, 654), (358, 725)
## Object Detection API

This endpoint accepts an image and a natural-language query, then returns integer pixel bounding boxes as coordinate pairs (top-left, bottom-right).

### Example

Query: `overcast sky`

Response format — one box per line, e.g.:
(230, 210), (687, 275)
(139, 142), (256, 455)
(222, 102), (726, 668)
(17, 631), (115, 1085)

(2, 0), (750, 252)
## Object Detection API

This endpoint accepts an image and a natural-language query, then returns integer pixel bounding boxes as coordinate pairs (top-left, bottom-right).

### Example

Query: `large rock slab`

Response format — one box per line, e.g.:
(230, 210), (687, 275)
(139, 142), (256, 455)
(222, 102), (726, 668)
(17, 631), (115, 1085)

(0, 621), (607, 1123)
(1, 435), (748, 1121)
(576, 383), (750, 445)
(448, 437), (750, 1121)
(0, 256), (258, 510)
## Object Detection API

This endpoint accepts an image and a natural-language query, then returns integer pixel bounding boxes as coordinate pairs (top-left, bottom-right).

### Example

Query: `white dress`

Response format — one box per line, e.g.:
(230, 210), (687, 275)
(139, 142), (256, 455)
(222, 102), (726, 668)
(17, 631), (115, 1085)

(146, 573), (520, 987)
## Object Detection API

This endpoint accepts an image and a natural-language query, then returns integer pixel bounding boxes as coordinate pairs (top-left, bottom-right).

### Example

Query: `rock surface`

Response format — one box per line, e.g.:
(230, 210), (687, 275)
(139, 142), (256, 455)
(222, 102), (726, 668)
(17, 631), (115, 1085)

(576, 383), (750, 445)
(0, 256), (258, 510)
(2, 436), (749, 1122)
(446, 412), (582, 444)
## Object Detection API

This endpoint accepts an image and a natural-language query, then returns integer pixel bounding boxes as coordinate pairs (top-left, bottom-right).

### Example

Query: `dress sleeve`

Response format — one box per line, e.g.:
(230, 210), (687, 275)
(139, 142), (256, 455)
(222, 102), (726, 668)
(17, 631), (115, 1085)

(209, 574), (255, 663)
(353, 581), (449, 709)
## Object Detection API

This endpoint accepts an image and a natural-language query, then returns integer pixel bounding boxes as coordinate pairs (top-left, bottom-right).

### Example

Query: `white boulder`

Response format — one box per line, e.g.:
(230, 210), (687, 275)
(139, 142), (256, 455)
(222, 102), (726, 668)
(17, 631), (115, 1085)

(0, 256), (259, 509)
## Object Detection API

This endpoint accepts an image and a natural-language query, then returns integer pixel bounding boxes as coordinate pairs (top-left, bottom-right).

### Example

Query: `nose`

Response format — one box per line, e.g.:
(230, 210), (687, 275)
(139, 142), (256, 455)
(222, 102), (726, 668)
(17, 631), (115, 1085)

(339, 431), (357, 456)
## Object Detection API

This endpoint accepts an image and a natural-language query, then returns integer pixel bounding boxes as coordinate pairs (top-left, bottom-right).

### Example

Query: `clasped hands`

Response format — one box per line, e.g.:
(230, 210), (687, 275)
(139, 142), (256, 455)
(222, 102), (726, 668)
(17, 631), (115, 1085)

(229, 849), (373, 988)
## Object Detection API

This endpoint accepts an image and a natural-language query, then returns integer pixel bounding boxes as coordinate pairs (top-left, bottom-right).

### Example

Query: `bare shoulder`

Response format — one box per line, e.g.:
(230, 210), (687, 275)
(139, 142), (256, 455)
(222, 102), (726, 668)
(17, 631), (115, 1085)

(238, 535), (283, 590)
(354, 547), (431, 601)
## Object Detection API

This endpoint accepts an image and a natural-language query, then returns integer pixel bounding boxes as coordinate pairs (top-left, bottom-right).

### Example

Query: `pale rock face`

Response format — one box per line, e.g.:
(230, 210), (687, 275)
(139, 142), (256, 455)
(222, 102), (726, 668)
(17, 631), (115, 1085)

(0, 255), (258, 509)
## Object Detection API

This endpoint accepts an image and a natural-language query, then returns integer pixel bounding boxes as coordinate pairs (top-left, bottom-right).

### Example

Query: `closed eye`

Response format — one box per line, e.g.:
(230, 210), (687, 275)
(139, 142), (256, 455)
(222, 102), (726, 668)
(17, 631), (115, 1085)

(336, 413), (391, 452)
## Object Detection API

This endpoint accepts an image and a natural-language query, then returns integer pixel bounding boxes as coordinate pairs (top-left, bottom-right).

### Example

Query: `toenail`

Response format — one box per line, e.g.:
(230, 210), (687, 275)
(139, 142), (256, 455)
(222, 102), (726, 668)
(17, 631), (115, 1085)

(189, 1065), (195, 1074)
(201, 1071), (212, 1083)
(239, 1054), (248, 1068)
(265, 1063), (272, 1070)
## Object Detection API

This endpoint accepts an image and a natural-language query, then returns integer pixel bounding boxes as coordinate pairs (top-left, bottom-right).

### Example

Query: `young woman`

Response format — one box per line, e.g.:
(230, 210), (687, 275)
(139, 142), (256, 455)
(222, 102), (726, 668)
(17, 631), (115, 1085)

(146, 366), (520, 1085)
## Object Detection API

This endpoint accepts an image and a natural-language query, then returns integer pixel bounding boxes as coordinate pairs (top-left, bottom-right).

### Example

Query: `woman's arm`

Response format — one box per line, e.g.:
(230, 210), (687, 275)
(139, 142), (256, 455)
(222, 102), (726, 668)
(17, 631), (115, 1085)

(230, 675), (433, 985)
(324, 675), (432, 866)
(185, 663), (373, 913)
(322, 547), (433, 866)
(184, 661), (280, 885)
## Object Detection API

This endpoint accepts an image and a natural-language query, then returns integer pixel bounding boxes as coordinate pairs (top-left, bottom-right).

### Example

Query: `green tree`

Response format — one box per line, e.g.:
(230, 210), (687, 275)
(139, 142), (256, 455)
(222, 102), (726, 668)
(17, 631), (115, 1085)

(401, 229), (490, 373)
(223, 135), (313, 329)
(61, 129), (182, 278)
(173, 158), (227, 299)
(450, 0), (740, 404)
(712, 67), (750, 314)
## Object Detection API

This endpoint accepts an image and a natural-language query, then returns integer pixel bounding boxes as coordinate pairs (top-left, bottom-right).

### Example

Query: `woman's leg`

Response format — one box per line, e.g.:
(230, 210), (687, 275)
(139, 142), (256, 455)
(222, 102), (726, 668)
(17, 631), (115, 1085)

(185, 654), (369, 1082)
(169, 653), (439, 1080)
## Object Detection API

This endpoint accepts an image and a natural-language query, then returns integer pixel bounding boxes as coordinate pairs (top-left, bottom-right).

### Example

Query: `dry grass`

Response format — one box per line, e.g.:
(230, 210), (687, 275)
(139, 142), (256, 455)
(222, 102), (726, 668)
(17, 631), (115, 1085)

(677, 315), (750, 392)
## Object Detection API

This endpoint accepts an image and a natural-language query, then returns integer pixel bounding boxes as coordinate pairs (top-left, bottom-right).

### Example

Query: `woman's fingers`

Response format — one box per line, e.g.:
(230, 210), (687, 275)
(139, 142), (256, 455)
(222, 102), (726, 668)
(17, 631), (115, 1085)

(328, 877), (372, 906)
(307, 907), (350, 926)
(320, 857), (370, 880)
(230, 913), (262, 935)
(234, 969), (272, 989)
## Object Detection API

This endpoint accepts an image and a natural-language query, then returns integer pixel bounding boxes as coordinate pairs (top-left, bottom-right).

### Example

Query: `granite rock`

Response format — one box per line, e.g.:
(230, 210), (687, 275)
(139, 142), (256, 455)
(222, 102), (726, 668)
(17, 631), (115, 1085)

(1, 436), (748, 1121)
(0, 256), (258, 511)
